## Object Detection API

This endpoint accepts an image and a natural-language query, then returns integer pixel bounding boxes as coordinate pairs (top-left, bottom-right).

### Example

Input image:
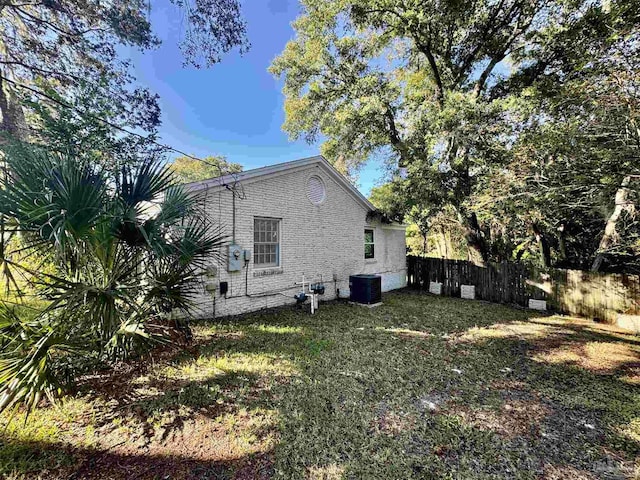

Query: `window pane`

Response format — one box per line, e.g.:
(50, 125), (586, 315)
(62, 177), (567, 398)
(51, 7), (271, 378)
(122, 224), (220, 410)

(365, 229), (374, 243)
(254, 218), (280, 266)
(365, 243), (374, 259)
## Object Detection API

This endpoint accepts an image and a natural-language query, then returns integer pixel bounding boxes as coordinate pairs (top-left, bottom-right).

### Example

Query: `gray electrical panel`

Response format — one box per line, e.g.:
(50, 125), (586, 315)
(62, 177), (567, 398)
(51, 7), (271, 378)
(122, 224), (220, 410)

(228, 244), (243, 272)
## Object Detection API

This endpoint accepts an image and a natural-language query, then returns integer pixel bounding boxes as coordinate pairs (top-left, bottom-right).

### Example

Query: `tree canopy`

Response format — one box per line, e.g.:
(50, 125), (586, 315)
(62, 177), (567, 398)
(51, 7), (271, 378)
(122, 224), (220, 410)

(272, 0), (640, 271)
(169, 155), (243, 184)
(0, 0), (249, 143)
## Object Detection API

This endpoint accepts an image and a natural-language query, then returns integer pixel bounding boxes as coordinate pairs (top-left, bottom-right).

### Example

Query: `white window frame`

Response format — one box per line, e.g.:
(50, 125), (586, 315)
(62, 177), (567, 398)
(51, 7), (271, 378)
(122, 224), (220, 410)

(364, 228), (375, 259)
(254, 217), (281, 268)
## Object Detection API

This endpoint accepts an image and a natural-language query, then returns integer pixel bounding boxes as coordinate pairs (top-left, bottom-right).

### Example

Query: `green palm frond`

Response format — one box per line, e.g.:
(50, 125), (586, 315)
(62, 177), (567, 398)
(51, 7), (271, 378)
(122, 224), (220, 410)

(118, 159), (175, 208)
(155, 185), (207, 226)
(0, 316), (79, 417)
(114, 159), (177, 247)
(0, 147), (107, 267)
(0, 144), (225, 417)
(104, 317), (169, 362)
(174, 219), (227, 267)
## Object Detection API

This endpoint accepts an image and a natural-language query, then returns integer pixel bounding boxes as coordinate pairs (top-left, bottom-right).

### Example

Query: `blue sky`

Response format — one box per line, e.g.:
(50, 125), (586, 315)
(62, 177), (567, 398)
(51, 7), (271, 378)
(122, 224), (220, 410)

(130, 0), (381, 196)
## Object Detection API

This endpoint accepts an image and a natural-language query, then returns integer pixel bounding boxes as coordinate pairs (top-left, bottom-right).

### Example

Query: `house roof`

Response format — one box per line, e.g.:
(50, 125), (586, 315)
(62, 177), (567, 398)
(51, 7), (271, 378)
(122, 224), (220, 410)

(185, 155), (377, 212)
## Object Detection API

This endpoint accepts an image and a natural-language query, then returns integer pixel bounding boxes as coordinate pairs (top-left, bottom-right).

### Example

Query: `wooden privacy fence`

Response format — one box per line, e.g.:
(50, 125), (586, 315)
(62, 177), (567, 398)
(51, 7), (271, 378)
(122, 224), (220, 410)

(407, 256), (640, 323)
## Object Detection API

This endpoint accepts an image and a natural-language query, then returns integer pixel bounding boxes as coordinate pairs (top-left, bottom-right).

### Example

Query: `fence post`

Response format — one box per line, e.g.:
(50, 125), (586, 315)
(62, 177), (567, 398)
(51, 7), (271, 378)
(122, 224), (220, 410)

(407, 255), (416, 287)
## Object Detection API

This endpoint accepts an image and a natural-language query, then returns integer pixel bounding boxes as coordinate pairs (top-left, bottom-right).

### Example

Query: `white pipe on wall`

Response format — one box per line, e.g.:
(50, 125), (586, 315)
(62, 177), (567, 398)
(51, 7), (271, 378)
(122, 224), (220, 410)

(295, 274), (320, 314)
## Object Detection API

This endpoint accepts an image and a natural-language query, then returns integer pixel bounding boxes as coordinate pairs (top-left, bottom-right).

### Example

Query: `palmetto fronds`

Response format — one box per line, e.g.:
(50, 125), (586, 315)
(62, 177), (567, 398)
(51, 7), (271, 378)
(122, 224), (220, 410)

(0, 145), (225, 415)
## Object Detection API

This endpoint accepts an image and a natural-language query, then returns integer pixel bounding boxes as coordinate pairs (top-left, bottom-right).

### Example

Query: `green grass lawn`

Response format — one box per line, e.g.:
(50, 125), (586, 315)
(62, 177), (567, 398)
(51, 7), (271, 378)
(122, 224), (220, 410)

(1, 290), (639, 479)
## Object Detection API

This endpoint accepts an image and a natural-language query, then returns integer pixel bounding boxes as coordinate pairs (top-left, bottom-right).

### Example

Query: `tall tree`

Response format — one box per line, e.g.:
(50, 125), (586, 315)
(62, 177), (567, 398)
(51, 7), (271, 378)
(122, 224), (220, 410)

(23, 82), (166, 173)
(0, 0), (249, 140)
(271, 0), (635, 266)
(472, 1), (640, 271)
(370, 181), (467, 258)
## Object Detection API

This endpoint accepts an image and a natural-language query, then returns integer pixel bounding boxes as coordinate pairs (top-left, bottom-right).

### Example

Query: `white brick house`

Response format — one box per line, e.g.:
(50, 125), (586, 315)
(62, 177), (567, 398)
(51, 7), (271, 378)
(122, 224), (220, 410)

(186, 155), (407, 318)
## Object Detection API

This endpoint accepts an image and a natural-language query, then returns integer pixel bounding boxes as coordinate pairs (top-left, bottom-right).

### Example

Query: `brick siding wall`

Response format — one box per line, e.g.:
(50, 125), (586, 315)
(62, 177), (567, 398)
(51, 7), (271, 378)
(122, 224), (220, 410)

(191, 162), (407, 318)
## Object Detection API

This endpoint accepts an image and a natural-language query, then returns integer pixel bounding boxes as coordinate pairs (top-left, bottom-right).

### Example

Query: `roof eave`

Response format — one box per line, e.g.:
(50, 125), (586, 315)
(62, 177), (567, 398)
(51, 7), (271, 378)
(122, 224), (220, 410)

(185, 155), (376, 212)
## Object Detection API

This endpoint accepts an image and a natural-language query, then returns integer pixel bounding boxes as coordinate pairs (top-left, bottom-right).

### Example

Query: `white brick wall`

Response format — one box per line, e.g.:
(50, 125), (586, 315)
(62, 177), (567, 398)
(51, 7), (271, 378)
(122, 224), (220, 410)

(191, 162), (407, 318)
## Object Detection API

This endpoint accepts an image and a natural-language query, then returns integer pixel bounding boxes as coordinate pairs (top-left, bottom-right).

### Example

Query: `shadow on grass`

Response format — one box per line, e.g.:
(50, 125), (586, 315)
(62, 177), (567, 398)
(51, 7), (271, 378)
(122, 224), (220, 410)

(3, 290), (639, 479)
(0, 437), (273, 480)
(79, 329), (307, 448)
(435, 316), (640, 475)
(284, 292), (640, 478)
(0, 325), (307, 478)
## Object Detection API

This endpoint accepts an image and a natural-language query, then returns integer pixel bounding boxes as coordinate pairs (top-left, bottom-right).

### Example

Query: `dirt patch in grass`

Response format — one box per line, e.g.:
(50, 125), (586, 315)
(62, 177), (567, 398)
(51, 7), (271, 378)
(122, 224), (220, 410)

(305, 464), (346, 480)
(540, 464), (600, 480)
(450, 398), (552, 438)
(371, 403), (416, 436)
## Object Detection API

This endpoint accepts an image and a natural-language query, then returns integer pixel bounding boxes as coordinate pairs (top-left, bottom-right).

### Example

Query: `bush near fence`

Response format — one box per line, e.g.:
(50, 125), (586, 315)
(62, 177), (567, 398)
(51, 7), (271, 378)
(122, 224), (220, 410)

(407, 256), (640, 324)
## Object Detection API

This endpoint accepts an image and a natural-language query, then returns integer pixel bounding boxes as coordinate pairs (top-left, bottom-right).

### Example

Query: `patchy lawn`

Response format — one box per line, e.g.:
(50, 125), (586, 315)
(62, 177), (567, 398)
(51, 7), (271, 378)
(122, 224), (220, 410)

(1, 291), (639, 479)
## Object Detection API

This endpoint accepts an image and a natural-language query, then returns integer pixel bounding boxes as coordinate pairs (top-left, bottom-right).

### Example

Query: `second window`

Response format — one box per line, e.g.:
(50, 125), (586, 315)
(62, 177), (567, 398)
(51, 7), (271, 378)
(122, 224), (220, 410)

(364, 228), (375, 259)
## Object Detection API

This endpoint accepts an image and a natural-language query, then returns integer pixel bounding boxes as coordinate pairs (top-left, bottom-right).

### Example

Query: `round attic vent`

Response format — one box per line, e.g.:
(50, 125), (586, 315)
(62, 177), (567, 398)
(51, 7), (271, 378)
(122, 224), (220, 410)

(307, 175), (326, 205)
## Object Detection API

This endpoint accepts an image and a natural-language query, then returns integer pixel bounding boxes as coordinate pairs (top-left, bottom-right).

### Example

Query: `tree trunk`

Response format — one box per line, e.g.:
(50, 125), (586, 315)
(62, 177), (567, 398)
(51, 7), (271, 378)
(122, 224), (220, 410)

(591, 176), (635, 271)
(445, 229), (451, 259)
(0, 71), (27, 141)
(464, 212), (488, 266)
(532, 223), (551, 268)
(448, 144), (489, 266)
(557, 223), (567, 263)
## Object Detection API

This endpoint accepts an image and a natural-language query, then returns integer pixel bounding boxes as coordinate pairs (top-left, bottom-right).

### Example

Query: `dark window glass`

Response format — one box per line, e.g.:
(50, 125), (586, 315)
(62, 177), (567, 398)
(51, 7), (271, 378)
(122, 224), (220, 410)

(364, 229), (375, 259)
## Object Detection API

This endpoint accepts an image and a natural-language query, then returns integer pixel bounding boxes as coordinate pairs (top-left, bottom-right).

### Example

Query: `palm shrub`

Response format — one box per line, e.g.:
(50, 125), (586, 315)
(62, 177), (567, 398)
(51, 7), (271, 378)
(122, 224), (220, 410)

(0, 145), (225, 415)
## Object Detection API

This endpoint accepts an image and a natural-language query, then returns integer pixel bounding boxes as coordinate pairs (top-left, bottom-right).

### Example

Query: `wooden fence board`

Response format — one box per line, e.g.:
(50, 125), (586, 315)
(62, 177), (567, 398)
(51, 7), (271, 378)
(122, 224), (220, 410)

(406, 256), (640, 323)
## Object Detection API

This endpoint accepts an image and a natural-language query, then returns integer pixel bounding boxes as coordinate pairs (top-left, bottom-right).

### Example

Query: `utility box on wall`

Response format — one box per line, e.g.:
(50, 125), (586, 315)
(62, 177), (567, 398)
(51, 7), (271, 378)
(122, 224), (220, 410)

(228, 244), (243, 272)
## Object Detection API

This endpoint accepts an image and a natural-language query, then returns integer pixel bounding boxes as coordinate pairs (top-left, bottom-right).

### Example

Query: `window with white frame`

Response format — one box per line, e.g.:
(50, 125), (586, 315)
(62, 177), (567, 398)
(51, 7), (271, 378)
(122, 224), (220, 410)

(364, 228), (375, 259)
(254, 218), (280, 267)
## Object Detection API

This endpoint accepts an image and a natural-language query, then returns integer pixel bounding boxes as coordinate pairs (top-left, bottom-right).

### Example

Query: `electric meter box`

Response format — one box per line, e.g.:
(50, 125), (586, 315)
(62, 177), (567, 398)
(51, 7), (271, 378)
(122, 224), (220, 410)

(228, 244), (243, 272)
